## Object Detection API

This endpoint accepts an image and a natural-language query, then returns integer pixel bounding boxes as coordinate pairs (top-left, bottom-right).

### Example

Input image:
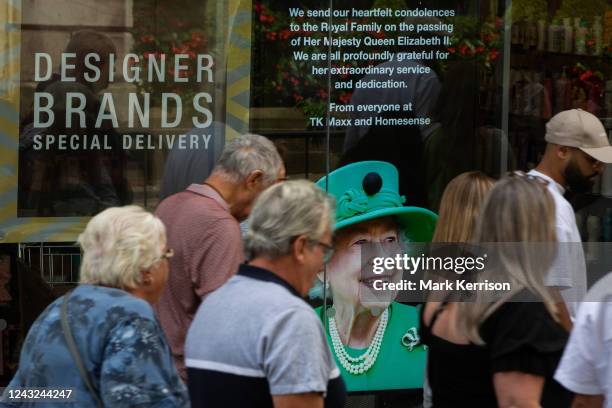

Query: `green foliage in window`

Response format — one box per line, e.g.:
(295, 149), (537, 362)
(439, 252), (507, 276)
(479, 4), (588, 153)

(509, 0), (548, 22)
(445, 16), (502, 72)
(131, 0), (208, 108)
(555, 0), (609, 22)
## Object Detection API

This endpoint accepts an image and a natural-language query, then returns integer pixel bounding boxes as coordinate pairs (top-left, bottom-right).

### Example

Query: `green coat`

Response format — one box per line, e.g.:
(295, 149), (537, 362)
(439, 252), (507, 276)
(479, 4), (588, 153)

(316, 302), (426, 392)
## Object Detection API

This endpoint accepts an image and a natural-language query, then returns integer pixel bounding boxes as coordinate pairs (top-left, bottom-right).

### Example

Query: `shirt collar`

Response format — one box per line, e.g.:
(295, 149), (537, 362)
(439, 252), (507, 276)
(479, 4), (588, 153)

(238, 264), (302, 299)
(186, 183), (230, 212)
(527, 169), (566, 195)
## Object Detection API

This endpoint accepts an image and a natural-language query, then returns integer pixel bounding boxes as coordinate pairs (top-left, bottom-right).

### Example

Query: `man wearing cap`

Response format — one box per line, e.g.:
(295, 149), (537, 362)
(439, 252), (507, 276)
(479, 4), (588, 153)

(528, 109), (609, 323)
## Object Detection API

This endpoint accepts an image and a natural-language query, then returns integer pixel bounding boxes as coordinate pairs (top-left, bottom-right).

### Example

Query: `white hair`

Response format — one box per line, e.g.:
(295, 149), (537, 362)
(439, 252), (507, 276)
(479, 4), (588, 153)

(78, 205), (166, 289)
(244, 180), (335, 259)
(213, 134), (282, 183)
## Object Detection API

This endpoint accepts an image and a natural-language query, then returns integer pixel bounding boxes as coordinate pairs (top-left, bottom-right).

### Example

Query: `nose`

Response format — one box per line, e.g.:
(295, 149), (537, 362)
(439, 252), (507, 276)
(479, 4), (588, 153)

(371, 241), (387, 258)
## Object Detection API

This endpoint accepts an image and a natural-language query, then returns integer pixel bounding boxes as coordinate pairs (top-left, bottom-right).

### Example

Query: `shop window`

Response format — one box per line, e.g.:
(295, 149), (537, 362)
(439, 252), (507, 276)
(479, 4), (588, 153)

(0, 0), (611, 401)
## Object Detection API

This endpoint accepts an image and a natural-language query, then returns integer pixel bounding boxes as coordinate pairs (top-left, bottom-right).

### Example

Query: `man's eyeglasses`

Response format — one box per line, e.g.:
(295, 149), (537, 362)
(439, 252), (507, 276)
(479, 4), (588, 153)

(290, 236), (334, 263)
(312, 240), (334, 263)
(250, 170), (289, 185)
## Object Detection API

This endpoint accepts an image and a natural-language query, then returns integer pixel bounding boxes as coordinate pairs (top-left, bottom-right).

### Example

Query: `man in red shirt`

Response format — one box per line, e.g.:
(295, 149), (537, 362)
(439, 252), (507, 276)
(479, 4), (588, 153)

(154, 133), (285, 380)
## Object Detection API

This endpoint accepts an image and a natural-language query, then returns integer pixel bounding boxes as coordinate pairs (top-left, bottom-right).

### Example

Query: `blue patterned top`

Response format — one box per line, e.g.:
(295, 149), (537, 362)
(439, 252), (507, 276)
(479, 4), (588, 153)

(1, 285), (189, 407)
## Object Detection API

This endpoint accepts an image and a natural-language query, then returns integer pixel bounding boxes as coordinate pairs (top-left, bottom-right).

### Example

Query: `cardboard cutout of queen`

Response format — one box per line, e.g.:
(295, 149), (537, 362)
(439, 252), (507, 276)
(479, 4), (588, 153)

(314, 161), (437, 392)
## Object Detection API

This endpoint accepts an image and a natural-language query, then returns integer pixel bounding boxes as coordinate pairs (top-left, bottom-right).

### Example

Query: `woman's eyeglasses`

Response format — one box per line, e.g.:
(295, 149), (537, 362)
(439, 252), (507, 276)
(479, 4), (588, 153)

(161, 248), (174, 260)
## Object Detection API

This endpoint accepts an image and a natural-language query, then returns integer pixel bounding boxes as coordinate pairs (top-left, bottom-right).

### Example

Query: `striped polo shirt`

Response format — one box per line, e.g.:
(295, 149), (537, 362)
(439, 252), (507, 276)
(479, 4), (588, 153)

(185, 264), (346, 408)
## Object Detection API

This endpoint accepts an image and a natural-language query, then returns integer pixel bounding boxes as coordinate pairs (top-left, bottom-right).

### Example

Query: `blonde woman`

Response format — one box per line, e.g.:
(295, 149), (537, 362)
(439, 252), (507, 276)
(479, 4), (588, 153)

(3, 206), (188, 407)
(420, 174), (572, 407)
(422, 171), (494, 407)
(432, 171), (495, 243)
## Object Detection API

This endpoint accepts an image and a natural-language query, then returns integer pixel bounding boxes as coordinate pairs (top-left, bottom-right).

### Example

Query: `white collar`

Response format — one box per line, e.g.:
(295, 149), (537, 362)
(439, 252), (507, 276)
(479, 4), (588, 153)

(527, 169), (566, 195)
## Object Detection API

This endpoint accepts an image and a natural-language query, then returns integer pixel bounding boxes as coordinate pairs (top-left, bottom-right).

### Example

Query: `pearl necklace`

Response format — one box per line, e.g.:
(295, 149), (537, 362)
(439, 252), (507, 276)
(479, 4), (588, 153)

(328, 308), (389, 375)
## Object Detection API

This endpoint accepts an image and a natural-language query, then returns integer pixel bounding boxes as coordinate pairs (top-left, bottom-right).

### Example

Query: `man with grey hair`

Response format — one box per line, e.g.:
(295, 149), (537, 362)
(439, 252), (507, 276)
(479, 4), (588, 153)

(154, 133), (285, 380)
(185, 180), (346, 408)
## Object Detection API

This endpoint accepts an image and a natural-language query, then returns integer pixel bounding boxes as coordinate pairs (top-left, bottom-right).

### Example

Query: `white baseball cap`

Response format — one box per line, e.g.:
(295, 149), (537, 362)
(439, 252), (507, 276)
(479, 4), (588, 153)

(545, 109), (612, 163)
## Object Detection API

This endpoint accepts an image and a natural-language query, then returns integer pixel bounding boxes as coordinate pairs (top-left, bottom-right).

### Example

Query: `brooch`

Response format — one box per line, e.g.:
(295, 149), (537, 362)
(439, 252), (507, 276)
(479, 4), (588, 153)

(401, 327), (424, 351)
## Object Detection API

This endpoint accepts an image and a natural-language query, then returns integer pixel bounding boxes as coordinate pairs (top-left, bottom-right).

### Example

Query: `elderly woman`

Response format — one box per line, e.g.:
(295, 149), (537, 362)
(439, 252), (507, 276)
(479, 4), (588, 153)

(314, 161), (437, 392)
(185, 180), (346, 408)
(3, 206), (188, 407)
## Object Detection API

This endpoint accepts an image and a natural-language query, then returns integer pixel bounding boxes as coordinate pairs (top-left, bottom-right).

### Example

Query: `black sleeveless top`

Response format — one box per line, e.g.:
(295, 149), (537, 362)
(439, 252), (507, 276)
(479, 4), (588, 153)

(419, 293), (572, 407)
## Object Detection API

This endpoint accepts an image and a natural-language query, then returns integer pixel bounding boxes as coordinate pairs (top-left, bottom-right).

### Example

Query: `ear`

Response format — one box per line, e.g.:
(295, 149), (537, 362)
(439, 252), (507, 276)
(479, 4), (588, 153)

(557, 145), (571, 160)
(292, 235), (308, 263)
(245, 170), (264, 190)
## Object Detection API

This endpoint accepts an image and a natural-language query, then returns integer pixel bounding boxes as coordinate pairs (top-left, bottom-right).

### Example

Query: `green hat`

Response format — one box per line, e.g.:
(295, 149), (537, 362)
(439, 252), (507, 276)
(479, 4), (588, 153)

(316, 161), (437, 242)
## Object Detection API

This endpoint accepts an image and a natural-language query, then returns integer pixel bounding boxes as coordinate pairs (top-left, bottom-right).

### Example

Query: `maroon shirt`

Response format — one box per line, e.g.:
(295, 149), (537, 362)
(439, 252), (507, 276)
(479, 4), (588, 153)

(154, 183), (244, 380)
